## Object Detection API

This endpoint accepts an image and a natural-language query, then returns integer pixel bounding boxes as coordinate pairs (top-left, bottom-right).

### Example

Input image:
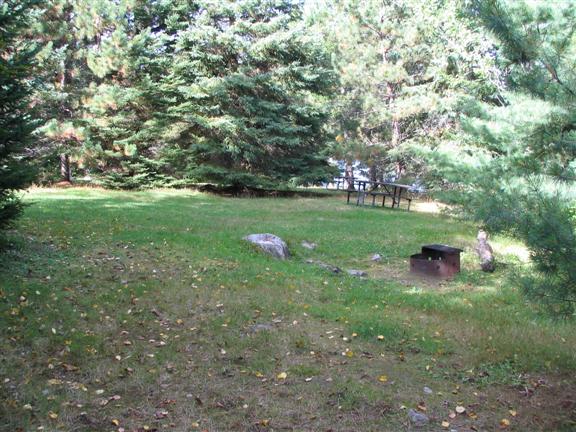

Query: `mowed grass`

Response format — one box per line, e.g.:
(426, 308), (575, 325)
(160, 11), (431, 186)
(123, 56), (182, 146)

(1, 188), (575, 431)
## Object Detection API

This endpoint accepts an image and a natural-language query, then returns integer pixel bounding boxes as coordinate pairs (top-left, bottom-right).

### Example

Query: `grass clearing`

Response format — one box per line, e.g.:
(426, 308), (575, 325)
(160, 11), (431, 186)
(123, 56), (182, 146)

(1, 188), (575, 431)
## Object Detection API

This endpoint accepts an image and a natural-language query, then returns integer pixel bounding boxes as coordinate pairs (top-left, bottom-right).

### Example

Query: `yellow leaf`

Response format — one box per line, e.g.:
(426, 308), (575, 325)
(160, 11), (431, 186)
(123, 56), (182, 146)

(112, 419), (120, 426)
(276, 372), (287, 380)
(255, 372), (264, 378)
(500, 418), (510, 428)
(48, 411), (58, 419)
(377, 335), (384, 340)
(509, 409), (517, 417)
(441, 421), (450, 428)
(377, 375), (388, 383)
(260, 419), (270, 426)
(345, 350), (354, 357)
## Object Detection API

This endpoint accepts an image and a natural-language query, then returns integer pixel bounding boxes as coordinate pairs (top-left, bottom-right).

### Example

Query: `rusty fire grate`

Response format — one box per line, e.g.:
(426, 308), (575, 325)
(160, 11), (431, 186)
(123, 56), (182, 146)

(410, 244), (463, 278)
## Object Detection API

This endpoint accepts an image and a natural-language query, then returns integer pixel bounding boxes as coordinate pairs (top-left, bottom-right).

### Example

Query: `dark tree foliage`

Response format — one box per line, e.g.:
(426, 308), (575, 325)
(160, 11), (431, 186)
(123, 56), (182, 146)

(0, 0), (36, 232)
(435, 0), (576, 316)
(33, 0), (337, 189)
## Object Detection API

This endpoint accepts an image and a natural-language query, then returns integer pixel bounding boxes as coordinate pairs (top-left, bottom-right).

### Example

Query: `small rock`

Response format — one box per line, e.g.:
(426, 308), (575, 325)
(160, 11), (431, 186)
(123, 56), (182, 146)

(301, 241), (317, 250)
(346, 269), (367, 277)
(306, 259), (341, 273)
(317, 262), (342, 273)
(248, 323), (274, 333)
(408, 409), (429, 427)
(423, 386), (433, 394)
(371, 254), (382, 262)
(243, 234), (290, 260)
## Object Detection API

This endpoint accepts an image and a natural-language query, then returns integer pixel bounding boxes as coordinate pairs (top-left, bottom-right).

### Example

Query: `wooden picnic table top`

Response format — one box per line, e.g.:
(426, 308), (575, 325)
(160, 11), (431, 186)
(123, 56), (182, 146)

(374, 182), (411, 189)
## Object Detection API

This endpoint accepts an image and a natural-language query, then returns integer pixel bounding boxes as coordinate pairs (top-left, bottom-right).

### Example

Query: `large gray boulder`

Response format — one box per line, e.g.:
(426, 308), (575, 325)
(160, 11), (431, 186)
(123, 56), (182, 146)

(244, 234), (290, 260)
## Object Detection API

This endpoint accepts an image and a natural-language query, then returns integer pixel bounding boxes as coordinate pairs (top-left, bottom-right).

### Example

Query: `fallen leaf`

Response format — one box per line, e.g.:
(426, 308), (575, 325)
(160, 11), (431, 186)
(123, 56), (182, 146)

(378, 375), (388, 383)
(112, 419), (120, 426)
(455, 405), (466, 414)
(500, 418), (510, 428)
(277, 372), (287, 380)
(441, 421), (450, 428)
(155, 410), (168, 419)
(509, 409), (517, 417)
(48, 411), (58, 419)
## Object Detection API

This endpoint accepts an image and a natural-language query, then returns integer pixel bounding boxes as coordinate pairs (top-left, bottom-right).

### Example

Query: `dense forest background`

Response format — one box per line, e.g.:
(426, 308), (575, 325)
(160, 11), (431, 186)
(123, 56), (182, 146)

(2, 0), (576, 314)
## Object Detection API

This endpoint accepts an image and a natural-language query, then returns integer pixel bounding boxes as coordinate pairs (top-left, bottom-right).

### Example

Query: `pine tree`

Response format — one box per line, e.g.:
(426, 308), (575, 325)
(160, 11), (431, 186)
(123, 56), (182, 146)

(0, 0), (37, 232)
(308, 0), (497, 183)
(33, 0), (337, 189)
(150, 0), (337, 189)
(434, 0), (576, 316)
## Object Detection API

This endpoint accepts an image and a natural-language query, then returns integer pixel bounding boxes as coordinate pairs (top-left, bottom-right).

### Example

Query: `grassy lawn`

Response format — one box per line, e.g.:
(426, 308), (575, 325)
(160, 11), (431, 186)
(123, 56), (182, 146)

(1, 188), (575, 431)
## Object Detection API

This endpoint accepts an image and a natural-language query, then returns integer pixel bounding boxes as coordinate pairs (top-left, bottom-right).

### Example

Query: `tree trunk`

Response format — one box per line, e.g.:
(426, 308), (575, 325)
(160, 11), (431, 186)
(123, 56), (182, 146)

(60, 154), (71, 182)
(369, 164), (377, 183)
(344, 161), (355, 190)
(395, 159), (405, 180)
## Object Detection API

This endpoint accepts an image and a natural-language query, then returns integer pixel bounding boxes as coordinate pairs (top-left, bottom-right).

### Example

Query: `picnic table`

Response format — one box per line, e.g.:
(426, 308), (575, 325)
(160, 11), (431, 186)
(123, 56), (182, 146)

(346, 181), (412, 211)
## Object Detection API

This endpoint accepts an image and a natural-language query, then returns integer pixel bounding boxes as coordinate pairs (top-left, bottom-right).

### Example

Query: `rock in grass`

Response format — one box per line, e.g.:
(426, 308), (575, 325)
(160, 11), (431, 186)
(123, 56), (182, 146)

(248, 323), (274, 333)
(476, 230), (495, 272)
(408, 409), (429, 427)
(301, 240), (317, 250)
(371, 253), (382, 262)
(346, 269), (367, 277)
(243, 234), (290, 260)
(306, 259), (341, 273)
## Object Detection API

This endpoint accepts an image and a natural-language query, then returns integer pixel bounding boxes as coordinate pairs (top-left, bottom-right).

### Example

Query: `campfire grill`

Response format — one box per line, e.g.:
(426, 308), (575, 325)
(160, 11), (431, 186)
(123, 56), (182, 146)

(410, 244), (463, 278)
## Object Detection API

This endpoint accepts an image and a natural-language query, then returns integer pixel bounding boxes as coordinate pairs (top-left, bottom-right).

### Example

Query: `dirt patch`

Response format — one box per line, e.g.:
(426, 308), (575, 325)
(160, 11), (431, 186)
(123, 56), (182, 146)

(367, 259), (450, 289)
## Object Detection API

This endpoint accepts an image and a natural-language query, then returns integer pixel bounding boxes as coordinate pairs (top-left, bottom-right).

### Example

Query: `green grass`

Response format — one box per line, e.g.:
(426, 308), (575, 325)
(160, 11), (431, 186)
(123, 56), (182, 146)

(1, 188), (575, 431)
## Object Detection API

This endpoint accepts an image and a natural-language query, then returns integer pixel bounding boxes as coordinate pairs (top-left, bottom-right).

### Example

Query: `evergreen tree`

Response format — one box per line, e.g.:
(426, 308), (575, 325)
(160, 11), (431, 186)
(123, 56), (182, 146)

(434, 0), (576, 316)
(0, 0), (36, 232)
(148, 0), (337, 188)
(308, 0), (497, 182)
(32, 0), (336, 189)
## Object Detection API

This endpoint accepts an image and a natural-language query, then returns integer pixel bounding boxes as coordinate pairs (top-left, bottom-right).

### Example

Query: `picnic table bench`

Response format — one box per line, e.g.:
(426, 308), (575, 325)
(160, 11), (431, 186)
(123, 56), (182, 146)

(346, 182), (412, 211)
